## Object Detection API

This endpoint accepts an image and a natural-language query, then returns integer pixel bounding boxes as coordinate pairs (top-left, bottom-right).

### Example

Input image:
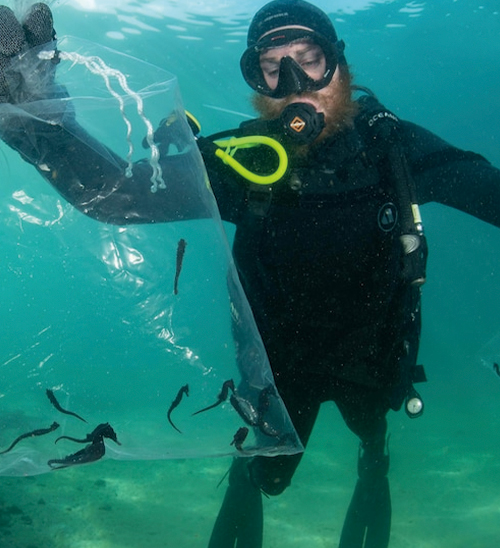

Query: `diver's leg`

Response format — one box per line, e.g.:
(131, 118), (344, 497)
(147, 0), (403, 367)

(208, 457), (263, 548)
(336, 384), (391, 548)
(208, 381), (320, 548)
(339, 437), (391, 548)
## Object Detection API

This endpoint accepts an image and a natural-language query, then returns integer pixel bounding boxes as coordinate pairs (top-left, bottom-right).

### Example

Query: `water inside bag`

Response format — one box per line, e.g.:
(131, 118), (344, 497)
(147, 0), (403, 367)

(0, 36), (302, 476)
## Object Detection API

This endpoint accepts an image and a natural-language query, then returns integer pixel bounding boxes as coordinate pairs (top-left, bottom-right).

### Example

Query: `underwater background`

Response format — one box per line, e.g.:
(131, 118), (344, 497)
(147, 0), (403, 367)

(1, 0), (500, 546)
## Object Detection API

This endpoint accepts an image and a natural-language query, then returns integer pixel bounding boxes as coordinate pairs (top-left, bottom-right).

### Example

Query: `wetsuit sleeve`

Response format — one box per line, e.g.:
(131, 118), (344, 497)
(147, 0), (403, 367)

(0, 114), (216, 225)
(401, 121), (500, 228)
(197, 136), (247, 225)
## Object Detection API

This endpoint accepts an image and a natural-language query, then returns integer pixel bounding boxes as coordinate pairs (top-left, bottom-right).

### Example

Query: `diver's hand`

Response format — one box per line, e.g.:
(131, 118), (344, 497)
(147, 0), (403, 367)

(143, 112), (195, 156)
(0, 2), (56, 103)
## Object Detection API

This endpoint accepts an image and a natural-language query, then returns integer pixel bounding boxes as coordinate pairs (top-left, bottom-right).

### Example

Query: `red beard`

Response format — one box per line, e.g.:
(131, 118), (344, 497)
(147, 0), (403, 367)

(251, 65), (358, 143)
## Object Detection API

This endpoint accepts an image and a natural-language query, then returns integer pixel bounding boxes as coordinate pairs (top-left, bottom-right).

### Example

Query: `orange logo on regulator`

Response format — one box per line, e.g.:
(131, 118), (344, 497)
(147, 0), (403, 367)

(289, 116), (306, 132)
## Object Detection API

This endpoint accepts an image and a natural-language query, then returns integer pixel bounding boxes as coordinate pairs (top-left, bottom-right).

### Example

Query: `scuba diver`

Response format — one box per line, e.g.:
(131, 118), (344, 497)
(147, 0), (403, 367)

(1, 1), (500, 546)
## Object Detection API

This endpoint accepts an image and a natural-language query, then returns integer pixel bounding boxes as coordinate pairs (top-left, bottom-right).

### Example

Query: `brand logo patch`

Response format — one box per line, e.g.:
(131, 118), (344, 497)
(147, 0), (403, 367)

(368, 111), (399, 127)
(378, 202), (398, 232)
(289, 116), (306, 133)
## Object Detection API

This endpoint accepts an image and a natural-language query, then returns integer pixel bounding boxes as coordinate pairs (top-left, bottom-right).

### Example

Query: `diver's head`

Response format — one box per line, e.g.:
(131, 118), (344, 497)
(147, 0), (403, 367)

(240, 0), (347, 99)
(242, 0), (356, 140)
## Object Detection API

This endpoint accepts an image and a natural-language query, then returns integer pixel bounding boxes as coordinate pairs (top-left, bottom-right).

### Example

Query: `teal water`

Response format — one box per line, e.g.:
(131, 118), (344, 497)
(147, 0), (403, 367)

(1, 0), (500, 546)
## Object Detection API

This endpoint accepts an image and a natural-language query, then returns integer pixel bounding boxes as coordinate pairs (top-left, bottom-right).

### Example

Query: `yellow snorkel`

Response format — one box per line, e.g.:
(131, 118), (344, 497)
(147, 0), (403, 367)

(212, 135), (288, 185)
(185, 110), (289, 186)
(186, 102), (326, 186)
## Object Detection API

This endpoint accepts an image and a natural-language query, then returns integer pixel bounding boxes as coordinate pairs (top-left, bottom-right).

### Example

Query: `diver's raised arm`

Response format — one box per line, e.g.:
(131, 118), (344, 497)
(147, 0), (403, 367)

(2, 112), (211, 224)
(401, 121), (500, 228)
(0, 3), (211, 225)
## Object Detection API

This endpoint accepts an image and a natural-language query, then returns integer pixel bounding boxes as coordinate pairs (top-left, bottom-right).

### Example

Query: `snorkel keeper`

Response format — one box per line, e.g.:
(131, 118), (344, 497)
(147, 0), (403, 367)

(240, 0), (347, 98)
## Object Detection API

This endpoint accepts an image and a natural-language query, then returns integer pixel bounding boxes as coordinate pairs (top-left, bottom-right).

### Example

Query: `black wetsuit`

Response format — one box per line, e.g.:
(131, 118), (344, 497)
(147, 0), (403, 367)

(3, 96), (500, 493)
(200, 101), (500, 492)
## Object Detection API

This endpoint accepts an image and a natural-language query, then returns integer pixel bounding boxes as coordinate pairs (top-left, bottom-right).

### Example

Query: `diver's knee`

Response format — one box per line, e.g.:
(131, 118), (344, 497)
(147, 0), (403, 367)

(358, 438), (390, 481)
(227, 457), (255, 489)
(248, 456), (293, 496)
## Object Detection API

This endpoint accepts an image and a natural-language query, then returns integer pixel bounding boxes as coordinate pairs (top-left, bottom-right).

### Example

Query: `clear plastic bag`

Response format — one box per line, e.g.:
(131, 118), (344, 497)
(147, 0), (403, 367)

(0, 36), (302, 476)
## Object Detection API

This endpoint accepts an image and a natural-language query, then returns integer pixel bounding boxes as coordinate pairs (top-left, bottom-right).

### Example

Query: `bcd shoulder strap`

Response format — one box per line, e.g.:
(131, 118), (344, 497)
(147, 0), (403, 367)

(356, 92), (428, 287)
(356, 93), (428, 415)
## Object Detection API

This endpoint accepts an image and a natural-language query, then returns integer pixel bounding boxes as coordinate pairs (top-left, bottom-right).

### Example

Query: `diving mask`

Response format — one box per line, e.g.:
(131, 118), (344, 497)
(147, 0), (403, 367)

(240, 28), (345, 98)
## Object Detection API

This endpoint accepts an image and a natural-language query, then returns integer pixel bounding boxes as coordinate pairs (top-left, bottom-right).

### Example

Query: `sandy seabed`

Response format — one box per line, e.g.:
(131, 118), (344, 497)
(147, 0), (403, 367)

(1, 399), (499, 548)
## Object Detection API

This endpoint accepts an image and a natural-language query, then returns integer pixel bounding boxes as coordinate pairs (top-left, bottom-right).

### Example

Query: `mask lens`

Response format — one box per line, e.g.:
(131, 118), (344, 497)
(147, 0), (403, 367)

(240, 31), (341, 98)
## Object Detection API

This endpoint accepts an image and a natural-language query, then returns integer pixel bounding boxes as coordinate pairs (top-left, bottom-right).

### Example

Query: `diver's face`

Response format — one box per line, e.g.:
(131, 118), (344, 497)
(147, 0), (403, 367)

(259, 41), (327, 90)
(252, 63), (356, 141)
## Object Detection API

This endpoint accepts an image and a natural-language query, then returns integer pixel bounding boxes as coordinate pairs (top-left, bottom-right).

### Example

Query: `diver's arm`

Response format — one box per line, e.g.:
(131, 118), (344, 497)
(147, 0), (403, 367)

(197, 136), (247, 225)
(0, 4), (216, 226)
(403, 121), (500, 228)
(1, 115), (213, 225)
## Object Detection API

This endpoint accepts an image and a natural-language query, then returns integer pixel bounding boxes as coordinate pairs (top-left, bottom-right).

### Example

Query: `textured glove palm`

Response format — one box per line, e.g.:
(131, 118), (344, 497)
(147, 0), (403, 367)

(0, 2), (56, 103)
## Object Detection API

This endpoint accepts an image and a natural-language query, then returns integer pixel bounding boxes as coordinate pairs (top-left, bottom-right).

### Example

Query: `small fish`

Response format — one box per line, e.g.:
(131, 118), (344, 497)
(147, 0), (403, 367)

(230, 427), (249, 452)
(48, 438), (106, 469)
(257, 419), (280, 439)
(48, 423), (120, 469)
(494, 363), (500, 377)
(174, 238), (187, 295)
(192, 379), (235, 416)
(229, 386), (281, 438)
(0, 422), (60, 455)
(230, 394), (259, 426)
(55, 423), (120, 445)
(167, 384), (189, 433)
(257, 385), (277, 415)
(46, 389), (87, 423)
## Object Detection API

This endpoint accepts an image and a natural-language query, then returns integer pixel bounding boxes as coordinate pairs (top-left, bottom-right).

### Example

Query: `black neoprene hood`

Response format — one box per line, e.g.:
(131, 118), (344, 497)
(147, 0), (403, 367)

(247, 0), (338, 46)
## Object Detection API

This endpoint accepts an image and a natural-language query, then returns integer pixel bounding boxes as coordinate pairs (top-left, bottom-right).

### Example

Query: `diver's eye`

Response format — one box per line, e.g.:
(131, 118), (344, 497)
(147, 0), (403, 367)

(300, 55), (322, 70)
(264, 67), (280, 79)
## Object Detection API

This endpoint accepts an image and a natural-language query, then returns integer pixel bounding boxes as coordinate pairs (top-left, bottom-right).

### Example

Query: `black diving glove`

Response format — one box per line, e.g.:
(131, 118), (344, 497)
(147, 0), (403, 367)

(0, 2), (57, 104)
(142, 111), (195, 156)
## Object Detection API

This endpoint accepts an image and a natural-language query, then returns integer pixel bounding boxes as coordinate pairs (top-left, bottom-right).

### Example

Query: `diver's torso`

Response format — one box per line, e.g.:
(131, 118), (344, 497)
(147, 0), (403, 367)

(230, 120), (411, 385)
(233, 122), (403, 329)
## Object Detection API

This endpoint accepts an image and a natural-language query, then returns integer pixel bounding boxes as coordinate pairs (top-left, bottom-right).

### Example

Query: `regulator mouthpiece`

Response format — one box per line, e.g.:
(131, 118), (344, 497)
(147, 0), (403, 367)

(278, 102), (325, 144)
